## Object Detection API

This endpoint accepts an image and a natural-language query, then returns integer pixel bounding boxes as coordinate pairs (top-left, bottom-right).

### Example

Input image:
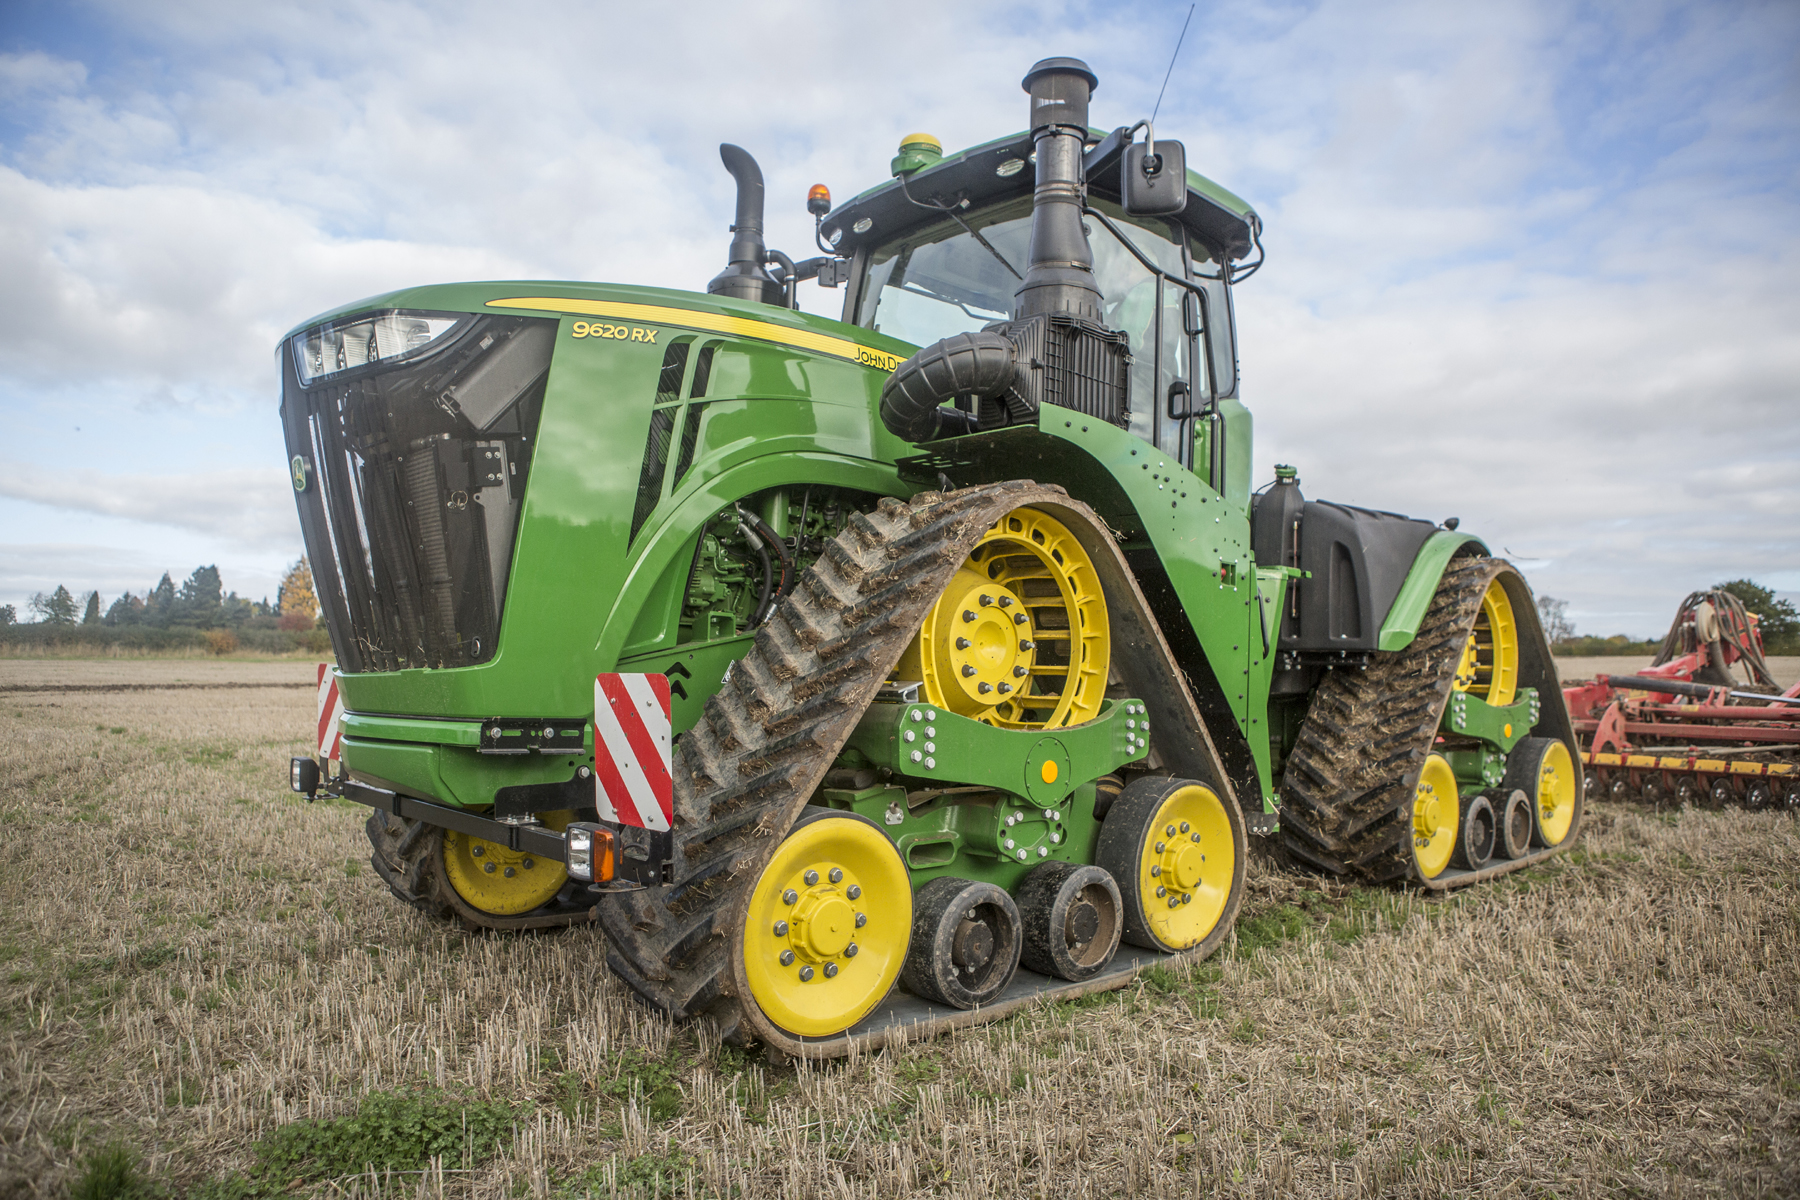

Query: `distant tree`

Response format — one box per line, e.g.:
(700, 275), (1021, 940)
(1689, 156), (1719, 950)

(0, 604), (15, 626)
(278, 557), (320, 626)
(104, 592), (144, 626)
(30, 585), (79, 625)
(1716, 578), (1800, 652)
(1536, 595), (1574, 644)
(173, 565), (224, 627)
(82, 591), (101, 624)
(144, 573), (177, 626)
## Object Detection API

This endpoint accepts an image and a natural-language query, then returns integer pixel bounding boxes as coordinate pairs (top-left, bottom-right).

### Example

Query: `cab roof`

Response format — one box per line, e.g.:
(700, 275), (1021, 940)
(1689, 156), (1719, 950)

(821, 127), (1261, 264)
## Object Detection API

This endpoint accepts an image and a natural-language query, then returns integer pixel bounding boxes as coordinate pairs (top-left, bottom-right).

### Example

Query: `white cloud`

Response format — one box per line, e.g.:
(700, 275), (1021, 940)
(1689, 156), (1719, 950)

(0, 0), (1795, 638)
(0, 461), (299, 547)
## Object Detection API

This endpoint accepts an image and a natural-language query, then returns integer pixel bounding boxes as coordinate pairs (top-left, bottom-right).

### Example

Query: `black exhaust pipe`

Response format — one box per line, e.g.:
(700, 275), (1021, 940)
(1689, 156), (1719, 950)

(707, 144), (785, 305)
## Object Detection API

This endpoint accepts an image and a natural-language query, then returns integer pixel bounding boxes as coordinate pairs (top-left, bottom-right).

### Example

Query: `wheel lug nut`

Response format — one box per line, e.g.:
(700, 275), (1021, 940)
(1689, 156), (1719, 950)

(804, 869), (819, 886)
(824, 962), (838, 977)
(799, 965), (815, 981)
(484, 862), (496, 874)
(846, 884), (862, 900)
(1182, 893), (1192, 904)
(962, 665), (977, 677)
(1014, 614), (1029, 626)
(1192, 833), (1201, 843)
(1166, 824), (1177, 836)
(774, 920), (789, 936)
(1155, 842), (1166, 854)
(979, 683), (993, 694)
(855, 912), (867, 928)
(503, 867), (515, 878)
(1168, 897), (1181, 909)
(962, 610), (977, 622)
(979, 594), (993, 607)
(1180, 821), (1191, 833)
(998, 596), (1013, 608)
(521, 858), (534, 869)
(783, 889), (798, 905)
(1155, 885), (1167, 897)
(1013, 666), (1027, 678)
(780, 950), (795, 966)
(1151, 865), (1161, 877)
(845, 943), (859, 957)
(1019, 639), (1034, 651)
(956, 637), (971, 650)
(998, 683), (1011, 694)
(829, 867), (843, 883)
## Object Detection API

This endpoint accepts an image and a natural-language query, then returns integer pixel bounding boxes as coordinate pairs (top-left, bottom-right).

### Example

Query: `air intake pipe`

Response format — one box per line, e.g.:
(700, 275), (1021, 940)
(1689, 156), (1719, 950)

(882, 58), (1124, 443)
(707, 144), (785, 305)
(1013, 57), (1103, 321)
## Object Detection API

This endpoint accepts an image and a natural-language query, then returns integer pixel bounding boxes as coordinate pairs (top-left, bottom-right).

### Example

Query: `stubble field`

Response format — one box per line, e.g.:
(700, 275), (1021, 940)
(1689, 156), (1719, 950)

(1, 659), (1796, 1198)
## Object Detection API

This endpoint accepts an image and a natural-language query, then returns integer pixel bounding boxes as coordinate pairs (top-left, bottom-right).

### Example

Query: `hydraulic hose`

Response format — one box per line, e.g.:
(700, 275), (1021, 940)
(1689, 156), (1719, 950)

(737, 506), (792, 626)
(878, 330), (1023, 443)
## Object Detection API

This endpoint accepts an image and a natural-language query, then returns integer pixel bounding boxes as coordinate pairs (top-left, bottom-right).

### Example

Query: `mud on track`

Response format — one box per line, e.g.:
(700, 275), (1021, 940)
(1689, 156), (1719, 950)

(2, 659), (1796, 1197)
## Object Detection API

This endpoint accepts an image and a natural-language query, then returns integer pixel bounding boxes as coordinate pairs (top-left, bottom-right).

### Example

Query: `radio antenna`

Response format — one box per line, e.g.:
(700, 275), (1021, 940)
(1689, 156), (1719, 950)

(1150, 3), (1196, 125)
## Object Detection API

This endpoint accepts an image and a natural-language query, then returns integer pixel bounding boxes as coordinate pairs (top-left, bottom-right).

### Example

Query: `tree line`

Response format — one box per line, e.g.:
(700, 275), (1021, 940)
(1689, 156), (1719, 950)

(2, 559), (319, 633)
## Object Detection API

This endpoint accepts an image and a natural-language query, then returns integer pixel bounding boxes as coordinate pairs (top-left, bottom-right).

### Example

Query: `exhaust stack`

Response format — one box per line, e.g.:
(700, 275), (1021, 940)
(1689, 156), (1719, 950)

(707, 144), (784, 305)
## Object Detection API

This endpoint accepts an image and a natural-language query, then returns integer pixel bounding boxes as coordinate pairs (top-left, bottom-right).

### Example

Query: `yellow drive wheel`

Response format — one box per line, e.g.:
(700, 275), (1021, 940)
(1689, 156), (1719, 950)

(895, 506), (1108, 730)
(1098, 777), (1241, 952)
(1412, 755), (1459, 879)
(1452, 579), (1519, 707)
(442, 810), (573, 916)
(1504, 736), (1577, 848)
(741, 808), (911, 1039)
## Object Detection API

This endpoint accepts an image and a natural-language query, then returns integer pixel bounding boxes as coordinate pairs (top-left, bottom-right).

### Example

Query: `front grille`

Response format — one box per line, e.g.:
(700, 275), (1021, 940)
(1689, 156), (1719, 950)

(281, 312), (557, 672)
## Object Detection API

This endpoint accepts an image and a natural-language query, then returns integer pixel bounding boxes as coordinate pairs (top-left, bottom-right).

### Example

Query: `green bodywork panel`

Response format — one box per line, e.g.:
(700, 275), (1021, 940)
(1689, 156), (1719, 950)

(1377, 531), (1489, 651)
(826, 698), (1148, 892)
(1441, 688), (1541, 756)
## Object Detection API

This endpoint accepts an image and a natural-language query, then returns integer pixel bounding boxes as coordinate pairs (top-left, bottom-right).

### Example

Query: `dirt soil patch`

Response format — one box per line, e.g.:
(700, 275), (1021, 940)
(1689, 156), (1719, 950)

(1, 660), (1795, 1197)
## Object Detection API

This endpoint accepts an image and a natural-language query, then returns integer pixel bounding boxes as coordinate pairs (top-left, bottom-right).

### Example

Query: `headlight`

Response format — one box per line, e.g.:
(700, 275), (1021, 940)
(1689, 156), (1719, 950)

(290, 756), (321, 795)
(565, 822), (616, 883)
(291, 309), (465, 386)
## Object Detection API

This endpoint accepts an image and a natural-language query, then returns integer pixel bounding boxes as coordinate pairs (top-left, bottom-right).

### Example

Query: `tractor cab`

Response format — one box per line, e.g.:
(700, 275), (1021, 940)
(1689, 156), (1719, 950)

(817, 128), (1260, 502)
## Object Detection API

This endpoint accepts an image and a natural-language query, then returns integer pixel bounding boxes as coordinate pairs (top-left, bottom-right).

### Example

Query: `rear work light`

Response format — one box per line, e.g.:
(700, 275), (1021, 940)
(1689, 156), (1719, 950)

(564, 823), (617, 883)
(291, 309), (464, 386)
(290, 756), (321, 797)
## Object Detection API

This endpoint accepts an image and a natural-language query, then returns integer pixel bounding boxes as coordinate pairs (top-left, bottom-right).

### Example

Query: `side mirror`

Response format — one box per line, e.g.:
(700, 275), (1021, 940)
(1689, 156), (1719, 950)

(1166, 378), (1193, 420)
(1123, 139), (1187, 216)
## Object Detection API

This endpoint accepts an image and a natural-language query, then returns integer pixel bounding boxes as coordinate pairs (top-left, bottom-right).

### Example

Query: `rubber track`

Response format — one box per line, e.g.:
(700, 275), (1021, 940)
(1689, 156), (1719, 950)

(594, 483), (1084, 1046)
(1278, 557), (1503, 884)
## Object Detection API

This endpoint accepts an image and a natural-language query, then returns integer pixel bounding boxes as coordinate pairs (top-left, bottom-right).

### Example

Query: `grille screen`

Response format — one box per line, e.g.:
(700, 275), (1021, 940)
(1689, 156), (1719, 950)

(282, 313), (555, 672)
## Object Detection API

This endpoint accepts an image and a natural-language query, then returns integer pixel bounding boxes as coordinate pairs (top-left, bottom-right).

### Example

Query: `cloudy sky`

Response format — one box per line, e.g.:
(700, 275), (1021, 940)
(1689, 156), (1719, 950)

(1, 0), (1795, 636)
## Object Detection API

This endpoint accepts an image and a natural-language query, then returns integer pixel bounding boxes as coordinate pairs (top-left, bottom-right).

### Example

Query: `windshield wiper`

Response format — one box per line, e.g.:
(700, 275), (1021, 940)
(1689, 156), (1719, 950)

(898, 172), (1023, 282)
(895, 282), (1007, 322)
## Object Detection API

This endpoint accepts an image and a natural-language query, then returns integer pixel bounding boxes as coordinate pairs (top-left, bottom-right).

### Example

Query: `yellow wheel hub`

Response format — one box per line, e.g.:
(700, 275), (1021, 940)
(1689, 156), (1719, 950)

(741, 813), (911, 1039)
(1412, 755), (1459, 879)
(1452, 579), (1519, 707)
(897, 507), (1108, 729)
(1136, 784), (1235, 949)
(1535, 740), (1576, 845)
(442, 810), (572, 916)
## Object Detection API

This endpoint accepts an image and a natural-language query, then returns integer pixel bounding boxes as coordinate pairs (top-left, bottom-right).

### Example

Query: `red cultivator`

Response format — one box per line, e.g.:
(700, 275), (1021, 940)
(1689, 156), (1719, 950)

(1563, 590), (1800, 808)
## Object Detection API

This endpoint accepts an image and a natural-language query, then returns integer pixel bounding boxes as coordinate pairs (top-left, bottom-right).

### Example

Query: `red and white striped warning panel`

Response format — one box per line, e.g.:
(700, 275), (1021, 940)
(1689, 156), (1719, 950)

(593, 673), (673, 832)
(316, 663), (344, 761)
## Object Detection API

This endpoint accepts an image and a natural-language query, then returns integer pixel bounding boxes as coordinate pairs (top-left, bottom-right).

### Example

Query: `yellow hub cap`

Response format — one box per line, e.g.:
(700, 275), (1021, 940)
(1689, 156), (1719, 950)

(442, 810), (573, 915)
(741, 814), (911, 1039)
(1452, 579), (1519, 707)
(1535, 740), (1576, 845)
(1136, 784), (1235, 949)
(1412, 755), (1459, 878)
(897, 507), (1109, 729)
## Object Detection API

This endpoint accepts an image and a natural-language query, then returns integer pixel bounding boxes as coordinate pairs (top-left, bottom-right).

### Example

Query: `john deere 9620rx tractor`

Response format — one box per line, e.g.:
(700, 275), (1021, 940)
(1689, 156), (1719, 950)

(283, 58), (1582, 1057)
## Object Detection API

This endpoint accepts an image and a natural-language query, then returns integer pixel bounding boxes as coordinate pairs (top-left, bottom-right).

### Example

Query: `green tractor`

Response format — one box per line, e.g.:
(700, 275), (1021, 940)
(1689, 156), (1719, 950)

(283, 57), (1581, 1057)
